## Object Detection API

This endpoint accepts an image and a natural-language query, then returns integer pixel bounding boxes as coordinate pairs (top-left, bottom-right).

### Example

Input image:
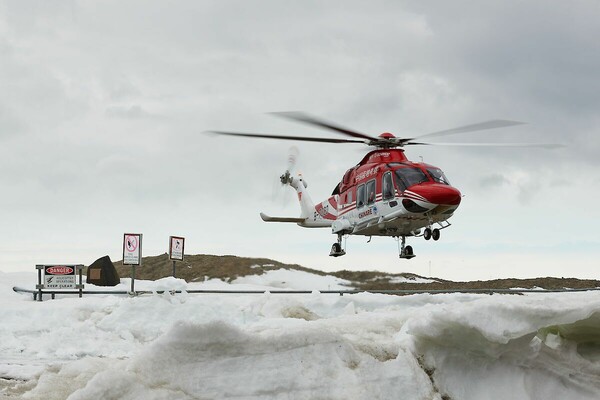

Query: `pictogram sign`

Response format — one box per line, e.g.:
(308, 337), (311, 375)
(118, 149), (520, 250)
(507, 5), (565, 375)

(123, 233), (142, 265)
(169, 236), (185, 261)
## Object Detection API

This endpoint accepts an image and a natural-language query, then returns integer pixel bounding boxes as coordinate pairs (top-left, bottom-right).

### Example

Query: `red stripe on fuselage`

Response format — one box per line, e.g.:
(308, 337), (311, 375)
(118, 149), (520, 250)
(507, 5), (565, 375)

(316, 201), (338, 220)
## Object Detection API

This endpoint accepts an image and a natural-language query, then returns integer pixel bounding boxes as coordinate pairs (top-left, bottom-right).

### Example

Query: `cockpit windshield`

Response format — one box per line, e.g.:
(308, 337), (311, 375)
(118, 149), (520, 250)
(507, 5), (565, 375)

(426, 168), (450, 185)
(394, 167), (428, 191)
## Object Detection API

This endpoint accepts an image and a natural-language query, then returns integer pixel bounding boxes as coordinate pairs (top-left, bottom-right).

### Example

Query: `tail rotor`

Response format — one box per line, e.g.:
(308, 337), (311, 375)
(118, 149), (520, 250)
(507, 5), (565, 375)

(272, 146), (299, 206)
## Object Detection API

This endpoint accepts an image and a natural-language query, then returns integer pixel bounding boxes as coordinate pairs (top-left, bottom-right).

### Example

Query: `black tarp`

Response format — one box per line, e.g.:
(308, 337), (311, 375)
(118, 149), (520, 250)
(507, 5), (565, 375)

(86, 255), (120, 286)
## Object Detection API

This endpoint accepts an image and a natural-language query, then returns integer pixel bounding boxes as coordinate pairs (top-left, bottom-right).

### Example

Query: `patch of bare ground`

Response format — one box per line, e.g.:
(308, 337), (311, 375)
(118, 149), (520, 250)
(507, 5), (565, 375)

(354, 277), (600, 291)
(104, 254), (600, 291)
(112, 253), (325, 283)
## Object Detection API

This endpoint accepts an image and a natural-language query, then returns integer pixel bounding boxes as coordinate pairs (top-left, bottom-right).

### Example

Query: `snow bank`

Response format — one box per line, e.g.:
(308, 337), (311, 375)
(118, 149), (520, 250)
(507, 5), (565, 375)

(231, 268), (352, 290)
(47, 321), (431, 400)
(403, 293), (600, 400)
(4, 271), (600, 399)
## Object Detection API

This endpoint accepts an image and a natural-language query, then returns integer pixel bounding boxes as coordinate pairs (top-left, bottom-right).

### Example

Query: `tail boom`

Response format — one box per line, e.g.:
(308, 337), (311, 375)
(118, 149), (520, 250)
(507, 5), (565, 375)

(260, 173), (337, 228)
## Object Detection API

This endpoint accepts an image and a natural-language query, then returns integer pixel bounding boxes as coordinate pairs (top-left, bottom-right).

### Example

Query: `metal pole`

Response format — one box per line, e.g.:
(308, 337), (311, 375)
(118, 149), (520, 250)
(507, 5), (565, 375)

(78, 265), (83, 298)
(36, 265), (43, 302)
(131, 265), (135, 294)
(172, 260), (176, 278)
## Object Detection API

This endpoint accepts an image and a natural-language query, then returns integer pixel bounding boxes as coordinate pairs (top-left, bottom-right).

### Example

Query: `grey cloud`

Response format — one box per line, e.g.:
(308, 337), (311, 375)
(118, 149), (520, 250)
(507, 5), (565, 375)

(0, 0), (598, 273)
(107, 79), (142, 101)
(478, 174), (509, 189)
(0, 106), (25, 137)
(105, 105), (151, 119)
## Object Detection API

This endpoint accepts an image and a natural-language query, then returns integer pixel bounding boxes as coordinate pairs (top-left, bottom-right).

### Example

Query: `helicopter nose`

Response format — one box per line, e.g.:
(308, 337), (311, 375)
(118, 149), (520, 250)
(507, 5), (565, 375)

(407, 183), (462, 206)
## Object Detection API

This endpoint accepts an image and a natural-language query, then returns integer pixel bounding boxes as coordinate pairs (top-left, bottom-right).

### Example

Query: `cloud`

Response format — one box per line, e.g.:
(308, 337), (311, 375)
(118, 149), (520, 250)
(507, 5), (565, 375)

(105, 105), (152, 119)
(478, 174), (509, 189)
(0, 0), (598, 276)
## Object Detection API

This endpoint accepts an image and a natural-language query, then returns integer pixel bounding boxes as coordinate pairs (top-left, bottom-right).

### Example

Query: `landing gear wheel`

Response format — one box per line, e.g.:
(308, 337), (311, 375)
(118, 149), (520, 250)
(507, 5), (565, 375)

(329, 236), (346, 257)
(424, 228), (432, 241)
(398, 236), (416, 259)
(432, 228), (440, 241)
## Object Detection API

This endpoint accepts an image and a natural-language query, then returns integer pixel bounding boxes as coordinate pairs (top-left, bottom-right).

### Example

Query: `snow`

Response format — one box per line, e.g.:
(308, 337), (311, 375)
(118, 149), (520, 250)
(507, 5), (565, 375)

(231, 268), (352, 290)
(388, 276), (438, 284)
(3, 269), (600, 399)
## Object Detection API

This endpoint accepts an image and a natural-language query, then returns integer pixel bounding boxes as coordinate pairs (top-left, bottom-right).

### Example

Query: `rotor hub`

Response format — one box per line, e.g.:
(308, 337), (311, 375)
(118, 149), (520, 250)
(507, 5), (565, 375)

(378, 132), (396, 139)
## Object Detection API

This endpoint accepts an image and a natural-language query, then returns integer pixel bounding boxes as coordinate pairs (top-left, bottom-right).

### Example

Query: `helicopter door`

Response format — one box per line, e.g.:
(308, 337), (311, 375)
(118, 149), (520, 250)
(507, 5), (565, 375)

(382, 171), (394, 201)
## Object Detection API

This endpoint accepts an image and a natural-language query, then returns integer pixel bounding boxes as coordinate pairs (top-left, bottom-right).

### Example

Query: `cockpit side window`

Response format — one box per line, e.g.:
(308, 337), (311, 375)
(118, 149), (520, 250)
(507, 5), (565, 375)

(426, 168), (450, 185)
(394, 167), (428, 191)
(382, 172), (394, 200)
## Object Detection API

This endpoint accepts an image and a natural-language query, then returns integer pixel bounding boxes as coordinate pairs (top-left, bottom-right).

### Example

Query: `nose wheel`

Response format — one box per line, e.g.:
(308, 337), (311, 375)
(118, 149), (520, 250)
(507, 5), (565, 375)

(423, 227), (440, 241)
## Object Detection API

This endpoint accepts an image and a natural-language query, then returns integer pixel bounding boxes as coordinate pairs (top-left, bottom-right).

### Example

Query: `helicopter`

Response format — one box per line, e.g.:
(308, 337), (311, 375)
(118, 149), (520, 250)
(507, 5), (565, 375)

(210, 112), (561, 259)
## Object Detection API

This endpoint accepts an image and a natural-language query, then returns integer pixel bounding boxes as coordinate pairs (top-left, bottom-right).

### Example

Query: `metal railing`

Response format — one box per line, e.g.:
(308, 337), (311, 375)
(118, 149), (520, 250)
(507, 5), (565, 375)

(13, 286), (600, 301)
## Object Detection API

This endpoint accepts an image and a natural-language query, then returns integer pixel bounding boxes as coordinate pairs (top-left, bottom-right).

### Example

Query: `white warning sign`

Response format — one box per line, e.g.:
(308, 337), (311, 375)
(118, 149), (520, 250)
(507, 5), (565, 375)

(44, 265), (76, 289)
(169, 236), (185, 261)
(123, 233), (142, 265)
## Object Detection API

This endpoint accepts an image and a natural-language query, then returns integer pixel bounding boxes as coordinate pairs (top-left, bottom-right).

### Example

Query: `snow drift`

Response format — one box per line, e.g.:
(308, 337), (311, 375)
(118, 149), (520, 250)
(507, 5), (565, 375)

(3, 270), (600, 399)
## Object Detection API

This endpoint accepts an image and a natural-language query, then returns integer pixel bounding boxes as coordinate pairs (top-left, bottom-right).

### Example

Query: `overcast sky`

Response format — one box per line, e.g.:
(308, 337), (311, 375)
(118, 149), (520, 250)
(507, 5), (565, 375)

(1, 0), (599, 280)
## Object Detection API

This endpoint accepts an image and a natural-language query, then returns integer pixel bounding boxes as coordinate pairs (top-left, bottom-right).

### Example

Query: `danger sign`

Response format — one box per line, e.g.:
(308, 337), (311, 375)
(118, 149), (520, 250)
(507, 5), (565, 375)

(44, 265), (76, 289)
(123, 233), (142, 265)
(169, 236), (185, 261)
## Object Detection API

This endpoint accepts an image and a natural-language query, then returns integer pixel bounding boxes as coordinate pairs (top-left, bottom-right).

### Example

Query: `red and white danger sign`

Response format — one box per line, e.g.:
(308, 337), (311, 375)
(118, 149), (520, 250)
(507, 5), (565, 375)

(44, 265), (76, 289)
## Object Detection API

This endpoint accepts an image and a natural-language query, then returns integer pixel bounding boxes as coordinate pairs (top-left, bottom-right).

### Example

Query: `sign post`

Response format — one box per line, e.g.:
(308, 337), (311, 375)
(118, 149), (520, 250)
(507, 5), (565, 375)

(123, 233), (142, 294)
(168, 236), (185, 278)
(76, 265), (84, 298)
(36, 265), (43, 302)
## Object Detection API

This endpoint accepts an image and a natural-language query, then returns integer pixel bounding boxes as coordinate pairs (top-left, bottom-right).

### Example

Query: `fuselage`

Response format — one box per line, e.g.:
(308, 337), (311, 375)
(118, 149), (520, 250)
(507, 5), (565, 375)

(306, 149), (462, 237)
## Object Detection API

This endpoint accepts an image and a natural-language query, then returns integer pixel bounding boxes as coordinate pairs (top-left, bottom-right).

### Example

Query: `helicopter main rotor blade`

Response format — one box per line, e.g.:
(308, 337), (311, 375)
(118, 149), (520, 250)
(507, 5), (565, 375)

(404, 141), (564, 148)
(208, 130), (366, 144)
(408, 120), (526, 142)
(270, 112), (377, 141)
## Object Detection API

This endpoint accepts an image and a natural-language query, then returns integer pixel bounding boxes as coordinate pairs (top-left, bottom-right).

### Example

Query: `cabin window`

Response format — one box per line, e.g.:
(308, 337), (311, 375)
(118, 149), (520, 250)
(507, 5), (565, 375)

(427, 168), (450, 185)
(357, 184), (366, 208)
(394, 167), (428, 191)
(366, 179), (376, 205)
(382, 172), (394, 200)
(346, 190), (353, 205)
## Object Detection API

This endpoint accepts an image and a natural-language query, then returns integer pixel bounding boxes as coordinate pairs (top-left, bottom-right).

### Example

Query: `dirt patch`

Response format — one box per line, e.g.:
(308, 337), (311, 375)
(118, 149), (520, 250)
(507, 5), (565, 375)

(90, 253), (600, 292)
(112, 253), (322, 283)
(280, 306), (320, 321)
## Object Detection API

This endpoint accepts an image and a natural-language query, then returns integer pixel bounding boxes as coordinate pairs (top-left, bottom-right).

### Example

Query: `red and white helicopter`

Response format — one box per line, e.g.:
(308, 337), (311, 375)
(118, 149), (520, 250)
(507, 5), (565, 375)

(211, 113), (561, 259)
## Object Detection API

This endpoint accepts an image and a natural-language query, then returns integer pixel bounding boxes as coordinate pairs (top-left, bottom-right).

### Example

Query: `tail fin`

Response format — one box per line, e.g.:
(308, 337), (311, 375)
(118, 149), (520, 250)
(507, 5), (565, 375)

(286, 174), (313, 219)
(286, 173), (336, 228)
(260, 171), (336, 228)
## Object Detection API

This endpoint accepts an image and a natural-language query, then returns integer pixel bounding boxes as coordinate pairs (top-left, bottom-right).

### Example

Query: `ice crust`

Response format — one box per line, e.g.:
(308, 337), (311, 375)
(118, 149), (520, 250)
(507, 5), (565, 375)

(3, 270), (600, 399)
